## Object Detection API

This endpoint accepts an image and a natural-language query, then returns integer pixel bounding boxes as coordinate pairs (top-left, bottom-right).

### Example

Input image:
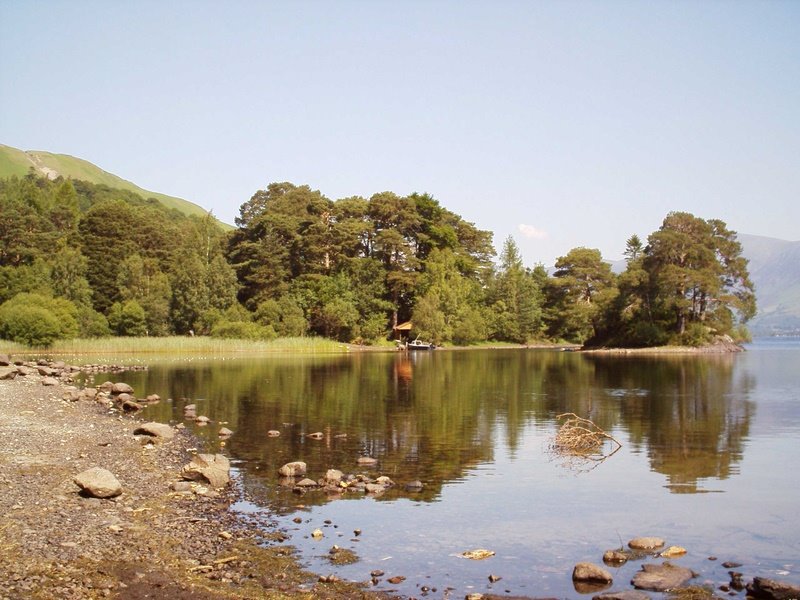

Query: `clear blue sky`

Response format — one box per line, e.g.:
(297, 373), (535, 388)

(1, 0), (798, 265)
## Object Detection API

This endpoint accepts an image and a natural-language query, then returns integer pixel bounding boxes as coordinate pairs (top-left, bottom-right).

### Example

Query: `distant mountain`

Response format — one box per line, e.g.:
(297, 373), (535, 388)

(738, 234), (800, 336)
(0, 143), (230, 227)
(603, 234), (800, 337)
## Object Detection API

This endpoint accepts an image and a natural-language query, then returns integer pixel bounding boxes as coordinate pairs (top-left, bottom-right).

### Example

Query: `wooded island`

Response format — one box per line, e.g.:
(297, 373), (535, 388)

(0, 174), (755, 348)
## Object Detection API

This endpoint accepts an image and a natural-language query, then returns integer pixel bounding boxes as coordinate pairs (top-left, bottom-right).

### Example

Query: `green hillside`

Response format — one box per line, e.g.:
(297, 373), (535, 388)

(0, 143), (230, 228)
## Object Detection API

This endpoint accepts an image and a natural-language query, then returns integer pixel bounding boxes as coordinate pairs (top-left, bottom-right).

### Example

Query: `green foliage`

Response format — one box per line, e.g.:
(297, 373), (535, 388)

(107, 300), (148, 336)
(76, 304), (111, 337)
(0, 304), (62, 347)
(210, 320), (276, 340)
(0, 293), (81, 347)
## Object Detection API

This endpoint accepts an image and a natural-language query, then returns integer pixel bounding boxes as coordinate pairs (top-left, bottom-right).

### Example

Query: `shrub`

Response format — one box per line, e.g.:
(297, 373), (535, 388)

(0, 304), (62, 347)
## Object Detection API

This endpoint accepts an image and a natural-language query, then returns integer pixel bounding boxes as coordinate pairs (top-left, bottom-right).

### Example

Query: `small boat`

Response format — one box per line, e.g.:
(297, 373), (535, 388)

(406, 337), (436, 350)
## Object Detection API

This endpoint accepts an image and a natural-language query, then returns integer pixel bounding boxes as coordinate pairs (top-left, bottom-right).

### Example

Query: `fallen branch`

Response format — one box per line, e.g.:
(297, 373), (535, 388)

(549, 413), (622, 473)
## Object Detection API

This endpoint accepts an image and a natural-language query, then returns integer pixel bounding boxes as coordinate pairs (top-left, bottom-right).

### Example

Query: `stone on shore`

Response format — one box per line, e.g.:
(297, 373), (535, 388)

(747, 577), (800, 600)
(631, 562), (694, 591)
(603, 549), (629, 564)
(573, 562), (613, 583)
(181, 453), (231, 488)
(42, 376), (59, 386)
(133, 422), (175, 440)
(74, 467), (123, 498)
(218, 427), (233, 437)
(0, 366), (17, 380)
(357, 456), (378, 466)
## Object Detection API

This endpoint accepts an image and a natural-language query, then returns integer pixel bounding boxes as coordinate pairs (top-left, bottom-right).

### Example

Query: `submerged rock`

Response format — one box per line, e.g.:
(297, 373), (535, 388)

(278, 461), (307, 477)
(631, 562), (694, 591)
(573, 562), (613, 583)
(628, 537), (665, 550)
(747, 577), (800, 600)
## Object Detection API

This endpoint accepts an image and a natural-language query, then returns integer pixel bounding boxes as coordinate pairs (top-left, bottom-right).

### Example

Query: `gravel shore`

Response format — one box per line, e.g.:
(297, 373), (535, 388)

(0, 364), (391, 600)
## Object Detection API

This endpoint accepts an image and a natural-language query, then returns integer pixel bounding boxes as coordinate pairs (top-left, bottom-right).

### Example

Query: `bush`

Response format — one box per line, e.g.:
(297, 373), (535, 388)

(677, 323), (712, 347)
(0, 292), (81, 345)
(0, 304), (62, 347)
(77, 305), (111, 337)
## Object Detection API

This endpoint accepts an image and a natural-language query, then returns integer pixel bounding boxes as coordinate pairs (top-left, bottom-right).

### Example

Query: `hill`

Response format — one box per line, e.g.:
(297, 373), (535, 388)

(0, 143), (230, 227)
(738, 233), (800, 336)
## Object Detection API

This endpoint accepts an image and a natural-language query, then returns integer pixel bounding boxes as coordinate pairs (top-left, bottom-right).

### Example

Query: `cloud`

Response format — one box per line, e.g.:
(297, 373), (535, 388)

(518, 224), (548, 240)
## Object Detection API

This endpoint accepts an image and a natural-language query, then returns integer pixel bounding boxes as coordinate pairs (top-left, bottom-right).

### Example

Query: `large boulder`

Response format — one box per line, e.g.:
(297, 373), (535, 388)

(631, 562), (694, 591)
(0, 353), (11, 366)
(181, 453), (230, 488)
(74, 467), (123, 498)
(747, 577), (800, 600)
(133, 422), (175, 440)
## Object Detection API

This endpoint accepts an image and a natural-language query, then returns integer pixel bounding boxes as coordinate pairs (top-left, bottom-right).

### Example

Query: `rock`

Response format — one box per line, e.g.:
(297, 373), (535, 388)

(181, 453), (231, 488)
(195, 415), (210, 424)
(405, 480), (424, 492)
(41, 376), (59, 386)
(74, 467), (123, 498)
(573, 562), (613, 583)
(660, 545), (686, 558)
(365, 483), (385, 494)
(115, 392), (135, 403)
(145, 394), (161, 403)
(133, 422), (175, 440)
(307, 431), (324, 439)
(120, 399), (143, 412)
(170, 481), (193, 492)
(631, 562), (694, 591)
(747, 577), (800, 600)
(311, 528), (324, 539)
(0, 366), (17, 380)
(603, 550), (629, 564)
(267, 430), (281, 437)
(0, 353), (10, 365)
(628, 537), (665, 550)
(37, 366), (58, 377)
(278, 461), (307, 477)
(386, 575), (405, 584)
(461, 549), (496, 560)
(111, 382), (134, 395)
(357, 456), (378, 466)
(218, 427), (233, 437)
(593, 591), (651, 600)
(295, 478), (318, 488)
(324, 469), (344, 483)
(375, 475), (394, 486)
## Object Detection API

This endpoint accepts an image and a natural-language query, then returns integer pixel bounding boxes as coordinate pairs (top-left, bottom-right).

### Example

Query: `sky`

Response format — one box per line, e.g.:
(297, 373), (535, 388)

(1, 0), (798, 265)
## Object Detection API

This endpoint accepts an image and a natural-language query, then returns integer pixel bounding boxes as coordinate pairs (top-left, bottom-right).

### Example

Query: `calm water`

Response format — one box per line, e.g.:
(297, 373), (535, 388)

(112, 339), (800, 598)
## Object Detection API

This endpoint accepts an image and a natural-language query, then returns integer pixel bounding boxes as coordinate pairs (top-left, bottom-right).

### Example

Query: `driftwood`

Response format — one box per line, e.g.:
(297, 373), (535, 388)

(549, 413), (622, 472)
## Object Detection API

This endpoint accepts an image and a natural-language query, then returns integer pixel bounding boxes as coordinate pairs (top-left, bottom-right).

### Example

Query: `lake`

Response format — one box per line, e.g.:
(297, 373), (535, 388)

(116, 338), (800, 598)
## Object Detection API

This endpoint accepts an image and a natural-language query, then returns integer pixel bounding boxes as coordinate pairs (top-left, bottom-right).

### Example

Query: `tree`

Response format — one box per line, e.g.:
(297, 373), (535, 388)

(545, 247), (617, 343)
(107, 300), (148, 336)
(117, 255), (172, 336)
(487, 237), (543, 343)
(644, 212), (755, 341)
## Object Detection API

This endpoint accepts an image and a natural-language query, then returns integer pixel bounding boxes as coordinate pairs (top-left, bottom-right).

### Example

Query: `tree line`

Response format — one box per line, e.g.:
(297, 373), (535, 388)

(0, 173), (755, 347)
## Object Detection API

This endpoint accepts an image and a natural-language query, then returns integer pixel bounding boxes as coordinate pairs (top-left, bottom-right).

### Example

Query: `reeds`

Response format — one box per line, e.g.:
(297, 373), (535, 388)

(2, 336), (350, 359)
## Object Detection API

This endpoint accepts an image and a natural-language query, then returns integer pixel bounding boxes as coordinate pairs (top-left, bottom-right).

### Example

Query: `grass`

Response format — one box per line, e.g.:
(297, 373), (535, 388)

(2, 336), (352, 361)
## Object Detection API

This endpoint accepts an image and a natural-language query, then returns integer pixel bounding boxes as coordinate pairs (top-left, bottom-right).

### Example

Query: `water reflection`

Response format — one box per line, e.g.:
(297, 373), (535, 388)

(127, 349), (755, 503)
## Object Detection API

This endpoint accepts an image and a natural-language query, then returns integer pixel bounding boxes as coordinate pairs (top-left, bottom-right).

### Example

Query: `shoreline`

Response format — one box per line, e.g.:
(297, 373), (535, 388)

(0, 358), (393, 600)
